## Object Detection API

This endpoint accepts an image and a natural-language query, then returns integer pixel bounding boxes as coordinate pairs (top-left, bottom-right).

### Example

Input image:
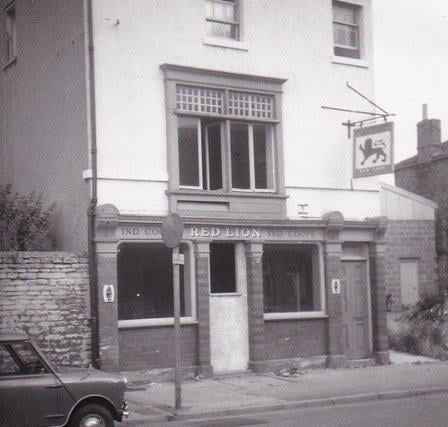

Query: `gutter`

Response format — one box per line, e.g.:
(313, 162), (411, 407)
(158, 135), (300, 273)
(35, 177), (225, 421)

(85, 0), (100, 368)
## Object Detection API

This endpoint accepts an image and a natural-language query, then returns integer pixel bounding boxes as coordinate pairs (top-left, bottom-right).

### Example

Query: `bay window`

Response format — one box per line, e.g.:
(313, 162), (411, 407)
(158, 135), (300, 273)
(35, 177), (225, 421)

(176, 84), (276, 192)
(162, 64), (287, 219)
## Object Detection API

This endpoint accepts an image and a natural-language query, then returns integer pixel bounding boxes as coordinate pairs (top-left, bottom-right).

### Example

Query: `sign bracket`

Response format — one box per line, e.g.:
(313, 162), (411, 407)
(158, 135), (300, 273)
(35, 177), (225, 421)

(321, 82), (395, 137)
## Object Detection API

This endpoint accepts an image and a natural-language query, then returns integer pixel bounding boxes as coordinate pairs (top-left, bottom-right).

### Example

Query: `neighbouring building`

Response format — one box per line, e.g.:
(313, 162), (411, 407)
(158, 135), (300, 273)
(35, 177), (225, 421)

(395, 107), (448, 293)
(1, 0), (399, 375)
(380, 183), (438, 311)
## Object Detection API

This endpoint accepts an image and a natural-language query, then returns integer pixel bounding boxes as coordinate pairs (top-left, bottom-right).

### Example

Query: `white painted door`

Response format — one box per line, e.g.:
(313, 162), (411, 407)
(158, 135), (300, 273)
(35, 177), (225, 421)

(209, 243), (249, 373)
(400, 259), (419, 306)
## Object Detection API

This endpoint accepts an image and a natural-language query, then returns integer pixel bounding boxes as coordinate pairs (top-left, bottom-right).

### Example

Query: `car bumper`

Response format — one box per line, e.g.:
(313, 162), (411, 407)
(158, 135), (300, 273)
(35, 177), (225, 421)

(118, 400), (129, 421)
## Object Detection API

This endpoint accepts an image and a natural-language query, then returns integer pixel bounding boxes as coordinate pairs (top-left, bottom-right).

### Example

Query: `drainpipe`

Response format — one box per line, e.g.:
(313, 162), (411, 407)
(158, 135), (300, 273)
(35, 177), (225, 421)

(85, 0), (100, 368)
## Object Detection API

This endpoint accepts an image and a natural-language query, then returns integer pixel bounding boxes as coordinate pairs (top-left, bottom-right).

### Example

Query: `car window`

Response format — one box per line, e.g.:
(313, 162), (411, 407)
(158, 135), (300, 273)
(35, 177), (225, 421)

(7, 342), (49, 375)
(0, 345), (20, 375)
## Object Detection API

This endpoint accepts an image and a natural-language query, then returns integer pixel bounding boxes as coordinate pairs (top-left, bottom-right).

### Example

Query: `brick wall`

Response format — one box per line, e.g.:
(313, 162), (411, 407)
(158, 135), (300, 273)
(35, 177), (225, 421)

(384, 220), (438, 311)
(0, 252), (91, 366)
(396, 156), (448, 290)
(264, 319), (327, 359)
(118, 325), (198, 370)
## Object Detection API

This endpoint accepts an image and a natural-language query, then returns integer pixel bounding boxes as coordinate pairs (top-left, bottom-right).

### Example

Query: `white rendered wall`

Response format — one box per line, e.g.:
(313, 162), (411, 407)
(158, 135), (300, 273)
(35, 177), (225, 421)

(380, 183), (437, 221)
(91, 0), (378, 220)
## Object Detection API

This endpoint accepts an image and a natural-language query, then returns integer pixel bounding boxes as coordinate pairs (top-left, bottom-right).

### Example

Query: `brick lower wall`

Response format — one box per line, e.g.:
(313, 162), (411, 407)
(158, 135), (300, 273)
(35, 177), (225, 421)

(384, 220), (438, 311)
(0, 252), (91, 366)
(118, 325), (199, 370)
(264, 319), (327, 359)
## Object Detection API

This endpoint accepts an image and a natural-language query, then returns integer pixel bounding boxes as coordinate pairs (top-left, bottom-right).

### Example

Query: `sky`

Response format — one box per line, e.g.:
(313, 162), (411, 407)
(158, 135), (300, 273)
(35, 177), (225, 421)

(373, 0), (448, 163)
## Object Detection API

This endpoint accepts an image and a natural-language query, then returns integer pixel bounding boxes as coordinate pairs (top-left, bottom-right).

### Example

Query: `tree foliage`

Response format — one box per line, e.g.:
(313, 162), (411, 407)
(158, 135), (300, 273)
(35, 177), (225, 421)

(0, 184), (56, 251)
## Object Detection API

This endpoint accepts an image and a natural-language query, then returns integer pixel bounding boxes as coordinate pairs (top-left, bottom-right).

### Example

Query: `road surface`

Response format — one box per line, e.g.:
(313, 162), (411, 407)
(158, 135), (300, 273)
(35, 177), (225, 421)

(131, 393), (448, 427)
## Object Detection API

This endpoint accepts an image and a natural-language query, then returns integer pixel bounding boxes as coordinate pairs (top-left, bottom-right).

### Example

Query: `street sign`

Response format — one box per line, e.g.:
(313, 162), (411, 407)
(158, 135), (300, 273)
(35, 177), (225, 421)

(353, 122), (394, 178)
(161, 213), (184, 248)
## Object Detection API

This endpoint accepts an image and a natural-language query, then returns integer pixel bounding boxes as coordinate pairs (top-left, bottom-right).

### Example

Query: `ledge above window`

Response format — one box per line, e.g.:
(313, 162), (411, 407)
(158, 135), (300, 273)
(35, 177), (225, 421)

(203, 36), (249, 51)
(332, 55), (370, 68)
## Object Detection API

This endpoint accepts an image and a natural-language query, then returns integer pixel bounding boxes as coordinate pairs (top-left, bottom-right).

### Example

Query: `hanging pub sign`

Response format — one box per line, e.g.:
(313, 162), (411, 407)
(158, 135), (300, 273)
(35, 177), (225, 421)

(353, 122), (394, 178)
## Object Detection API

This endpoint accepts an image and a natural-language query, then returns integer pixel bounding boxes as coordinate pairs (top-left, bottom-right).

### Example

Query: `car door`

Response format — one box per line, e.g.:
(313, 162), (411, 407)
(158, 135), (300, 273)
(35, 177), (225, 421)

(0, 341), (73, 427)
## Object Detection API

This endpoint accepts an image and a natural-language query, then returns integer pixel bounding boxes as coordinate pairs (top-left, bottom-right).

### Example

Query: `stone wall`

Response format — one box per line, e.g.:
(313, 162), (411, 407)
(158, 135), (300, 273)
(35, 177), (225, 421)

(0, 252), (91, 367)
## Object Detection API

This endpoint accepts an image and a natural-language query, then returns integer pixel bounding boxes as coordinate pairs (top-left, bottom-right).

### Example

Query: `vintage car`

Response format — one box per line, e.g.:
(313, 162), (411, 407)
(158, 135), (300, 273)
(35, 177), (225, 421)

(0, 333), (128, 427)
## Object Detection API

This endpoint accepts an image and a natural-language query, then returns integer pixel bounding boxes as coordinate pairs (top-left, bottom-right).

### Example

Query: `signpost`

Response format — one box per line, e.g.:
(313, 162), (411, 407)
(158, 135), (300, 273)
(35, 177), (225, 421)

(161, 213), (184, 411)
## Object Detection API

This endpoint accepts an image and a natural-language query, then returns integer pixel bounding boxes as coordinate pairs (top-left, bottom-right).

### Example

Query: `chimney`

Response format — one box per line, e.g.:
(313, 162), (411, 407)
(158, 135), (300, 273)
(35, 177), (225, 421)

(417, 104), (441, 162)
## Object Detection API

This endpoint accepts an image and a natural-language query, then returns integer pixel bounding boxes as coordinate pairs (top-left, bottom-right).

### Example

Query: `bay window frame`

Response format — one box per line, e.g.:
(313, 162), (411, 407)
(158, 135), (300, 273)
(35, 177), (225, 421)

(161, 64), (287, 217)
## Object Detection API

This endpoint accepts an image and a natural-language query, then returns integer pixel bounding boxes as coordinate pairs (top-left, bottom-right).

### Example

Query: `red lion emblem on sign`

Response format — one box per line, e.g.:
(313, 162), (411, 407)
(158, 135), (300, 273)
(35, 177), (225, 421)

(359, 138), (387, 165)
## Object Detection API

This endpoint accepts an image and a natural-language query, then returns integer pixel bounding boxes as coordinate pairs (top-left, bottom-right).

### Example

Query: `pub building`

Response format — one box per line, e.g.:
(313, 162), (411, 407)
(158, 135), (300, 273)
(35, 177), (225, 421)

(96, 200), (388, 375)
(94, 61), (390, 374)
(1, 0), (393, 375)
(93, 60), (390, 374)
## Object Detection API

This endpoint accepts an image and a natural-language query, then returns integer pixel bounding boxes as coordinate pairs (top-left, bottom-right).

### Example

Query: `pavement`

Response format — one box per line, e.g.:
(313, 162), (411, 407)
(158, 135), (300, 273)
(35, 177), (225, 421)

(121, 352), (448, 426)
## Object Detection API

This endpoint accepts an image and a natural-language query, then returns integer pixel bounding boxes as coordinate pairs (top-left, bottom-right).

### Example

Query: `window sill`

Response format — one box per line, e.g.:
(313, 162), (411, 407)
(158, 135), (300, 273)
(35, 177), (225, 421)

(210, 292), (242, 297)
(169, 188), (287, 199)
(332, 56), (369, 69)
(2, 56), (17, 71)
(264, 312), (328, 321)
(118, 317), (197, 329)
(203, 36), (249, 51)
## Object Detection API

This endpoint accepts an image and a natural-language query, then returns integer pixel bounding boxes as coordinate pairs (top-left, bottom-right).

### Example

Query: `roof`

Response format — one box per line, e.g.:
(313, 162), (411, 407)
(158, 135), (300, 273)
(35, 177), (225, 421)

(0, 332), (29, 342)
(395, 140), (448, 169)
(381, 182), (437, 208)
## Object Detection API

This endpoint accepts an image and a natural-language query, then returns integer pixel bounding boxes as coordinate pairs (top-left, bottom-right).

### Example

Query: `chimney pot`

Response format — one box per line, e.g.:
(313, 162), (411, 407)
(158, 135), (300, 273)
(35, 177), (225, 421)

(422, 103), (428, 120)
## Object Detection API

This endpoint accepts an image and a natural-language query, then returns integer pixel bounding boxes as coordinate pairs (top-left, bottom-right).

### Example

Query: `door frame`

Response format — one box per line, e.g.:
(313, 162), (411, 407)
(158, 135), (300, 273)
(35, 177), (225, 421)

(341, 256), (373, 358)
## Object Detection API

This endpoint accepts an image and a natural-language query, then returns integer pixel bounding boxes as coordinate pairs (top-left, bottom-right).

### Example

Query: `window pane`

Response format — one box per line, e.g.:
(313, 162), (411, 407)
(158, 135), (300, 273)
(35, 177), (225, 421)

(210, 243), (236, 293)
(10, 343), (48, 375)
(333, 3), (357, 24)
(178, 117), (200, 187)
(209, 22), (236, 39)
(253, 125), (274, 190)
(228, 92), (274, 120)
(334, 24), (358, 48)
(204, 123), (223, 190)
(118, 243), (189, 320)
(231, 123), (250, 189)
(0, 345), (19, 375)
(206, 0), (236, 22)
(263, 245), (320, 313)
(176, 86), (224, 115)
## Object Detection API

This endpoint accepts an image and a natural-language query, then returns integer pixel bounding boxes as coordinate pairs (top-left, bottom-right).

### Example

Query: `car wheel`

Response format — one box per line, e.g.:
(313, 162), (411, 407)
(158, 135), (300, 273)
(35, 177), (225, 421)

(69, 403), (114, 427)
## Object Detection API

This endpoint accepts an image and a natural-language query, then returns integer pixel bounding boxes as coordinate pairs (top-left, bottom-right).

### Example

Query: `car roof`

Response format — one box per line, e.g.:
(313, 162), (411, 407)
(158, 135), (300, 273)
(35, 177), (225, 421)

(0, 332), (29, 342)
